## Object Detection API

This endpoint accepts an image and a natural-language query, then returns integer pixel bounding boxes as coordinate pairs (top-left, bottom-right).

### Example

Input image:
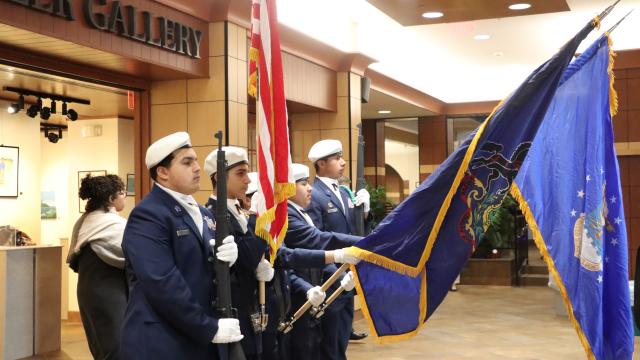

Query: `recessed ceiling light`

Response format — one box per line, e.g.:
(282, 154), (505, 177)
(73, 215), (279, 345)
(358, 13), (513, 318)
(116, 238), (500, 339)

(474, 34), (491, 40)
(509, 3), (531, 10)
(378, 110), (391, 114)
(422, 12), (443, 19)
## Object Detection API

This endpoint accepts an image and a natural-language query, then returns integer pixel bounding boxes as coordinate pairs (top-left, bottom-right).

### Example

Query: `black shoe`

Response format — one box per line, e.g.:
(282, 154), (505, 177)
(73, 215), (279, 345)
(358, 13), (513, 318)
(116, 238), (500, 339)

(350, 331), (368, 341)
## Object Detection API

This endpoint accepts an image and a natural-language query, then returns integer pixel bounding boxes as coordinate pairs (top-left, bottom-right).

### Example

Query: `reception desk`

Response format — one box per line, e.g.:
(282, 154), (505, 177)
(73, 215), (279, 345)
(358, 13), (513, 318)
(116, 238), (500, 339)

(0, 245), (62, 359)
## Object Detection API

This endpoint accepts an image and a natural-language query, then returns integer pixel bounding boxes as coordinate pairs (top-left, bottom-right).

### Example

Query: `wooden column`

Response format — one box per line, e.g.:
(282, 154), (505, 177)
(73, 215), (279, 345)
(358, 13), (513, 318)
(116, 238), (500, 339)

(418, 115), (447, 182)
(363, 119), (385, 188)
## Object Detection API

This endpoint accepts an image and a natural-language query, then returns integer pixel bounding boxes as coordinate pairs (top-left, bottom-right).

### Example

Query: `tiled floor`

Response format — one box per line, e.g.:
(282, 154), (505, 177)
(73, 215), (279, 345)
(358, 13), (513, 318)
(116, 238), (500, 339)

(27, 285), (639, 359)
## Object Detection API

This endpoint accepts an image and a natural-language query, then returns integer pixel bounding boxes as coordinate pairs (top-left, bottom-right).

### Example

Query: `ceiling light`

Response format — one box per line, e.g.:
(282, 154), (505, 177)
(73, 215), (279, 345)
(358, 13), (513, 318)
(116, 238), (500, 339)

(26, 104), (39, 118)
(7, 104), (19, 114)
(474, 34), (491, 40)
(378, 110), (391, 114)
(422, 12), (443, 19)
(509, 3), (531, 10)
(40, 106), (51, 120)
(7, 95), (24, 114)
(66, 108), (78, 121)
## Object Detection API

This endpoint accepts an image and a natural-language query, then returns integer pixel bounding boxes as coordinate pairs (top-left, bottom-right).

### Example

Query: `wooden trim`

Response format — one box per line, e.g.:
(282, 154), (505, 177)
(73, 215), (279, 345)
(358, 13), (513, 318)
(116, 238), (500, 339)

(444, 101), (499, 116)
(615, 142), (640, 156)
(66, 311), (82, 323)
(420, 164), (440, 173)
(136, 91), (152, 199)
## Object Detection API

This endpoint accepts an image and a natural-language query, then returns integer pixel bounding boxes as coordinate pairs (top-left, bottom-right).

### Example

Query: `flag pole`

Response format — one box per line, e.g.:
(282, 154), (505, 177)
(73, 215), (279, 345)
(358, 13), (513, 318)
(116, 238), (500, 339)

(606, 9), (634, 34)
(277, 264), (350, 333)
(255, 48), (269, 333)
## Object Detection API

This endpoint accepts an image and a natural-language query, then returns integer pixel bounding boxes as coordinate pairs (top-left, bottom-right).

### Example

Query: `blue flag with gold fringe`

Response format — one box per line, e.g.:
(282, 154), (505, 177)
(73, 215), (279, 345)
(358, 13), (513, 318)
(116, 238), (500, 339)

(511, 35), (633, 359)
(348, 19), (599, 342)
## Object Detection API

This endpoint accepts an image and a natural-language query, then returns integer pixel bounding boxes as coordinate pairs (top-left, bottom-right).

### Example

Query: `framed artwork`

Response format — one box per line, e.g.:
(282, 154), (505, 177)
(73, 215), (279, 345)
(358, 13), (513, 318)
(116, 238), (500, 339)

(78, 170), (107, 213)
(0, 145), (19, 197)
(126, 173), (135, 196)
(41, 191), (57, 219)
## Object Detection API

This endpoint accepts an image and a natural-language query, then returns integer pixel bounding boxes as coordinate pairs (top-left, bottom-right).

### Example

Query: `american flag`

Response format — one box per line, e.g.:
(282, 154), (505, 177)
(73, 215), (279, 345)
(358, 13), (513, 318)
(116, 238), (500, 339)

(249, 0), (295, 261)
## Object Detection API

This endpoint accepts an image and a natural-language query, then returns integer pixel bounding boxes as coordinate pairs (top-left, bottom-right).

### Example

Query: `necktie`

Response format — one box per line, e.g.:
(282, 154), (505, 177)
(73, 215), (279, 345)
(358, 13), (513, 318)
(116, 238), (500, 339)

(332, 183), (338, 191)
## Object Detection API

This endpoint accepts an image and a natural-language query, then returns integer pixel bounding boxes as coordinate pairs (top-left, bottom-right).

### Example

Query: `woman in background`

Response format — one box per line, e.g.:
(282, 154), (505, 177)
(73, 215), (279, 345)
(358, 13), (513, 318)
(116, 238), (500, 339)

(67, 174), (127, 360)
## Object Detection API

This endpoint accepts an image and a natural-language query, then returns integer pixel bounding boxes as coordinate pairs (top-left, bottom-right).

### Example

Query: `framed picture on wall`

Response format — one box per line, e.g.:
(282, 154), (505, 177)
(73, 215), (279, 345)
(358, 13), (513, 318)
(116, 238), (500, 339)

(0, 145), (19, 197)
(126, 173), (135, 196)
(78, 170), (107, 213)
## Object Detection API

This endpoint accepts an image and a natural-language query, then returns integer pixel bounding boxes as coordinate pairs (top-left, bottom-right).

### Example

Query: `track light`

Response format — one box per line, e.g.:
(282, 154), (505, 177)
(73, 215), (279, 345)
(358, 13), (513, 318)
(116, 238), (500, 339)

(43, 125), (65, 144)
(3, 87), (89, 121)
(66, 108), (78, 121)
(7, 94), (24, 114)
(40, 106), (51, 120)
(26, 104), (39, 118)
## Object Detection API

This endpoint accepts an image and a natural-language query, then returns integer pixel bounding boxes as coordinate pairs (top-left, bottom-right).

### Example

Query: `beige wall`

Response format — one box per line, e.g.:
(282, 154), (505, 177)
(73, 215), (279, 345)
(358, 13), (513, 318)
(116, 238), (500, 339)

(0, 100), (41, 242)
(40, 135), (70, 246)
(290, 72), (362, 185)
(385, 139), (420, 194)
(151, 21), (248, 205)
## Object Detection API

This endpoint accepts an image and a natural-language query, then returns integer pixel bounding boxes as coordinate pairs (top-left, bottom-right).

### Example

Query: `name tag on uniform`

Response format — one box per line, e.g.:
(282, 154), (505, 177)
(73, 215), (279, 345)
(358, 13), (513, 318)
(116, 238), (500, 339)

(327, 208), (338, 213)
(176, 228), (190, 237)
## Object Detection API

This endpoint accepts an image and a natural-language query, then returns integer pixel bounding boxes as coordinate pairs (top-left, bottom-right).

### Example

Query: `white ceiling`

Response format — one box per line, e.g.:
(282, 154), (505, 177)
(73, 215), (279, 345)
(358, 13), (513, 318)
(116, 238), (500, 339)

(362, 89), (435, 119)
(277, 0), (640, 104)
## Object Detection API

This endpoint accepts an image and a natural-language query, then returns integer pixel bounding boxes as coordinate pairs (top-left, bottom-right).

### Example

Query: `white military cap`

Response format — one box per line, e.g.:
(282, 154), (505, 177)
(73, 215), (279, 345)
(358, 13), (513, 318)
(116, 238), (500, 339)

(246, 172), (258, 195)
(145, 132), (191, 169)
(204, 146), (249, 177)
(291, 163), (310, 182)
(308, 139), (342, 163)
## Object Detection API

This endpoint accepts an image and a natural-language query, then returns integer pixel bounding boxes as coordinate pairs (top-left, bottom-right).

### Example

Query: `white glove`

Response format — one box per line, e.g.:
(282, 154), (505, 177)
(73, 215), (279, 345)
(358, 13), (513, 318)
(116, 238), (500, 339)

(355, 189), (370, 213)
(306, 286), (326, 307)
(211, 235), (237, 267)
(340, 271), (355, 291)
(212, 318), (244, 343)
(255, 259), (274, 282)
(333, 248), (360, 265)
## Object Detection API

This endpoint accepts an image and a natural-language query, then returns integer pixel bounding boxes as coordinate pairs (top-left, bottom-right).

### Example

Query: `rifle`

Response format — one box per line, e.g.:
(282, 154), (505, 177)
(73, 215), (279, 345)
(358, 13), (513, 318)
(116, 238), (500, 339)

(353, 123), (366, 236)
(213, 131), (246, 360)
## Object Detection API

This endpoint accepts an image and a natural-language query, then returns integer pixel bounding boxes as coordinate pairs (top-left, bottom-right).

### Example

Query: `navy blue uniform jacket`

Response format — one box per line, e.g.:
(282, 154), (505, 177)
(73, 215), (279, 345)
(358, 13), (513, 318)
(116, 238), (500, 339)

(120, 185), (219, 360)
(306, 179), (355, 235)
(285, 204), (361, 294)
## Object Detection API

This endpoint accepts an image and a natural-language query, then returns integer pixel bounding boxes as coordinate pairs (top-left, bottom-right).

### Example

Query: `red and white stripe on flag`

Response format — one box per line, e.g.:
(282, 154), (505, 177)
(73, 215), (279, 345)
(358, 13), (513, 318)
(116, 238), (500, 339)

(249, 0), (295, 262)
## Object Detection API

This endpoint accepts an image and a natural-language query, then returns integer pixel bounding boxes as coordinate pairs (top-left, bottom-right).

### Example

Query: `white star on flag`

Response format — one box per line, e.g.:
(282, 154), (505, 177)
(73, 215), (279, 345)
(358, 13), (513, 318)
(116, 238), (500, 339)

(605, 256), (610, 263)
(570, 209), (577, 217)
(600, 167), (605, 174)
(614, 217), (622, 225)
(577, 190), (585, 198)
(609, 196), (617, 204)
(597, 275), (603, 283)
(611, 238), (619, 246)
(586, 175), (591, 182)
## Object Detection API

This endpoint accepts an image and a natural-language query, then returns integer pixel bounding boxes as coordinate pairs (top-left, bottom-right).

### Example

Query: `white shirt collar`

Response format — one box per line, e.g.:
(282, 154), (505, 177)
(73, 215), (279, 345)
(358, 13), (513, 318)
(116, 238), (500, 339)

(316, 176), (339, 189)
(155, 183), (198, 206)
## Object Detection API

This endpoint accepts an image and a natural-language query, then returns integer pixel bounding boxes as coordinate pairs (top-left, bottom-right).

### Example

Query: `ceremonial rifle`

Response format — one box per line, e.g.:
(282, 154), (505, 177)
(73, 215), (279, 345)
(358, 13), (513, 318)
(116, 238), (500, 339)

(213, 131), (246, 360)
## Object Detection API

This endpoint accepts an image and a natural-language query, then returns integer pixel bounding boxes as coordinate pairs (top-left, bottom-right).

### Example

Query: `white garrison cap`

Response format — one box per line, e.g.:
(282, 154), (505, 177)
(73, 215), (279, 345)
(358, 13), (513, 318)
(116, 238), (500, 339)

(246, 172), (258, 195)
(291, 163), (310, 182)
(308, 139), (342, 163)
(145, 132), (191, 169)
(204, 146), (249, 177)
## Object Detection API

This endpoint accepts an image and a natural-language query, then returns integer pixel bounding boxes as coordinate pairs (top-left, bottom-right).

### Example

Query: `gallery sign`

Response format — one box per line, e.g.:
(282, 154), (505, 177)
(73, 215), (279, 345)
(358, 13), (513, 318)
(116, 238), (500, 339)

(8, 0), (203, 59)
